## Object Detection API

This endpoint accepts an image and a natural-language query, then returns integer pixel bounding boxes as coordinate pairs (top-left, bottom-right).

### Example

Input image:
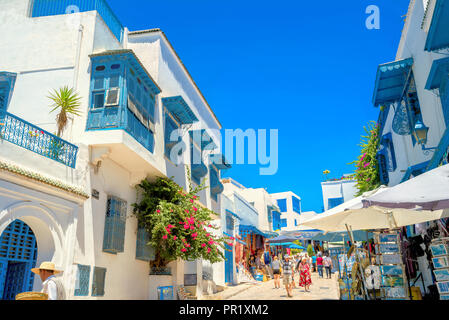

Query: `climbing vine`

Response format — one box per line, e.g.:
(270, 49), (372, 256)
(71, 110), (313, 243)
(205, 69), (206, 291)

(349, 121), (381, 196)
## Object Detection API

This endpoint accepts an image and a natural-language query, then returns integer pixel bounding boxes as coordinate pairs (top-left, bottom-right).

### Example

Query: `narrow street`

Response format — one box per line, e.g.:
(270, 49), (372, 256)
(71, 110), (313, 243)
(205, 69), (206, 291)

(220, 272), (339, 300)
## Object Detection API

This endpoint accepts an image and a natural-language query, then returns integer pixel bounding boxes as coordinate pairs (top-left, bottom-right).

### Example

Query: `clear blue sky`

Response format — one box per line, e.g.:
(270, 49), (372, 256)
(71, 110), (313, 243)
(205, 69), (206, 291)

(109, 0), (409, 213)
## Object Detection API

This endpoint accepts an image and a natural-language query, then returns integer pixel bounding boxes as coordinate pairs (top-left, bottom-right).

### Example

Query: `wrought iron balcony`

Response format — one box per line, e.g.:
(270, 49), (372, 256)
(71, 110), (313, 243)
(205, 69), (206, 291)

(0, 111), (78, 168)
(30, 0), (124, 41)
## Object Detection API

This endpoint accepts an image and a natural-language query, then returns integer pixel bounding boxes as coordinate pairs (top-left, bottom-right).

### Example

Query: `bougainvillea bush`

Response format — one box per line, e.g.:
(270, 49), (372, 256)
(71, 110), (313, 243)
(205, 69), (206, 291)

(133, 175), (230, 268)
(350, 120), (381, 196)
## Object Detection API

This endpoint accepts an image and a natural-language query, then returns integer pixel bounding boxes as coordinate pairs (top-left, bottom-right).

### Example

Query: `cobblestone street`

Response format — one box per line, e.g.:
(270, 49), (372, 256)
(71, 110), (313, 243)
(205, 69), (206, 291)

(207, 272), (339, 300)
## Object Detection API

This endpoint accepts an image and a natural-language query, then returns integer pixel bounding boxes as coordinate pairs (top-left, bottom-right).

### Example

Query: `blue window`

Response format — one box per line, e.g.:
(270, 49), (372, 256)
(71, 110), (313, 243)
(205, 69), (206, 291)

(91, 267), (106, 297)
(210, 165), (223, 201)
(190, 136), (207, 185)
(280, 219), (287, 228)
(404, 78), (424, 146)
(226, 213), (234, 235)
(136, 227), (155, 262)
(103, 196), (127, 254)
(377, 151), (390, 185)
(328, 197), (344, 210)
(164, 112), (182, 160)
(272, 211), (281, 230)
(74, 264), (91, 296)
(277, 199), (287, 212)
(380, 133), (397, 172)
(267, 206), (272, 224)
(0, 72), (17, 112)
(292, 196), (301, 214)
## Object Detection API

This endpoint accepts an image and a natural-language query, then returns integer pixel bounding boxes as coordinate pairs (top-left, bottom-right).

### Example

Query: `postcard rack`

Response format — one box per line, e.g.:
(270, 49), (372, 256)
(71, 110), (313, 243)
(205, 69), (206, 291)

(429, 237), (449, 300)
(374, 230), (410, 300)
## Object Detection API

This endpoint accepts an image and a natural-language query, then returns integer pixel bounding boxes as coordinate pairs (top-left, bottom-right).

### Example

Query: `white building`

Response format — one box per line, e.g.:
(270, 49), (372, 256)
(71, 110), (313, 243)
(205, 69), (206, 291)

(320, 175), (357, 212)
(370, 0), (449, 297)
(0, 0), (230, 300)
(269, 191), (303, 231)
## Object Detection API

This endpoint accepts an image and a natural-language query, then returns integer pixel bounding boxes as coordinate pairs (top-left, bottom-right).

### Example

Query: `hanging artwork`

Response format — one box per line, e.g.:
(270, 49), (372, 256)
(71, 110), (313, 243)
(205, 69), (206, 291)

(434, 269), (449, 282)
(392, 100), (411, 136)
(432, 256), (449, 269)
(430, 243), (448, 257)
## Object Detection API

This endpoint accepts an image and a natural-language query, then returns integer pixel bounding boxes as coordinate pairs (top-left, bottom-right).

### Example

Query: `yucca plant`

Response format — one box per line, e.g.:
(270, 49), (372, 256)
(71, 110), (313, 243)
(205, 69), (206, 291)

(48, 86), (82, 137)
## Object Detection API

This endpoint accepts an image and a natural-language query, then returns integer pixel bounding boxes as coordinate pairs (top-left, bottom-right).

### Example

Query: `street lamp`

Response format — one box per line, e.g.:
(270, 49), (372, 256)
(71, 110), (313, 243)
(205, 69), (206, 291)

(413, 120), (437, 152)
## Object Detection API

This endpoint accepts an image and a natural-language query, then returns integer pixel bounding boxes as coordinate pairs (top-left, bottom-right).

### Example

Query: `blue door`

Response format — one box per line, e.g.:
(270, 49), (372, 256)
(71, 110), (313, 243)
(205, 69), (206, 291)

(0, 220), (38, 300)
(225, 244), (233, 284)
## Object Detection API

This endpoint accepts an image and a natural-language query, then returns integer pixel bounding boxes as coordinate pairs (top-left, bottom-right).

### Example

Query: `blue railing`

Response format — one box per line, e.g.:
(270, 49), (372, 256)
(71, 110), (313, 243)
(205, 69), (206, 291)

(86, 108), (155, 153)
(0, 111), (78, 168)
(31, 0), (124, 42)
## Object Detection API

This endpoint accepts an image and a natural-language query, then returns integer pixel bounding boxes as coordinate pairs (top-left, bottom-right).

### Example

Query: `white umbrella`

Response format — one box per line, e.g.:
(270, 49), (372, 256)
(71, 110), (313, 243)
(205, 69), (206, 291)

(362, 164), (449, 211)
(301, 205), (449, 232)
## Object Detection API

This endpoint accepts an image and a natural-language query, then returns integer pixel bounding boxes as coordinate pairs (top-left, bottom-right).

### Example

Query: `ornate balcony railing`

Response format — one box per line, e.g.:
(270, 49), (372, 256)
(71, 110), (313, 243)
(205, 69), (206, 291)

(0, 111), (78, 168)
(30, 0), (124, 42)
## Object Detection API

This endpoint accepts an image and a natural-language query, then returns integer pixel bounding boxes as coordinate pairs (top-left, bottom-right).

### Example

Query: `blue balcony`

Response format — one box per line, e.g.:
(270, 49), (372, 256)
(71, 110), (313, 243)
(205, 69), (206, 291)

(30, 0), (124, 42)
(0, 111), (78, 168)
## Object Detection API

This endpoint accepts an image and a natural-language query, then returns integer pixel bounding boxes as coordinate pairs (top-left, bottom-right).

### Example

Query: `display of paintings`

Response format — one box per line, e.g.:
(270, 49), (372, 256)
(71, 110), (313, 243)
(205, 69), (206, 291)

(436, 281), (449, 294)
(379, 243), (400, 254)
(432, 256), (449, 269)
(379, 254), (402, 265)
(430, 243), (448, 257)
(381, 276), (404, 287)
(382, 287), (407, 298)
(434, 269), (449, 282)
(380, 265), (403, 277)
(440, 294), (449, 300)
(378, 234), (399, 243)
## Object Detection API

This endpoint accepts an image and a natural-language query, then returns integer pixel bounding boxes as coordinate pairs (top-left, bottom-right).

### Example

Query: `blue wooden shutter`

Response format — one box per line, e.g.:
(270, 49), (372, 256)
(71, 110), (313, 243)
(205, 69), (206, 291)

(164, 113), (179, 158)
(377, 152), (389, 185)
(92, 267), (106, 297)
(136, 227), (155, 262)
(277, 199), (287, 212)
(103, 196), (127, 254)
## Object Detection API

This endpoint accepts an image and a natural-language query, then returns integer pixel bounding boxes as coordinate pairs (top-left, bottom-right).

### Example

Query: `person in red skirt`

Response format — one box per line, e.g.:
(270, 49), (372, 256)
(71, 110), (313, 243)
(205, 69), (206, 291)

(297, 257), (312, 292)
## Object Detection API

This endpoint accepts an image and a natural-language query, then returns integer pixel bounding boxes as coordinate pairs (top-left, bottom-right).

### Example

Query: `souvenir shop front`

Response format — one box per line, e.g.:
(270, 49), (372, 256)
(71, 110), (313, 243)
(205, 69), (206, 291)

(334, 218), (449, 300)
(236, 225), (277, 282)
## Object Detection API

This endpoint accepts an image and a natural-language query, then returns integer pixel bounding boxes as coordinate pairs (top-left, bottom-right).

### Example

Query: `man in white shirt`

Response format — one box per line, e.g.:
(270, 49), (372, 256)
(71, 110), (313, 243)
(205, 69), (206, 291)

(31, 262), (66, 300)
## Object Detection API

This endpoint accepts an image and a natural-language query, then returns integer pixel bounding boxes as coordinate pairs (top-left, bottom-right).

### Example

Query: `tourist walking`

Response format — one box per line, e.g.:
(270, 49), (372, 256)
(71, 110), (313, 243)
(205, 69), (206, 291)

(31, 262), (66, 300)
(272, 256), (281, 289)
(297, 257), (312, 292)
(316, 253), (324, 278)
(281, 254), (294, 297)
(323, 253), (333, 279)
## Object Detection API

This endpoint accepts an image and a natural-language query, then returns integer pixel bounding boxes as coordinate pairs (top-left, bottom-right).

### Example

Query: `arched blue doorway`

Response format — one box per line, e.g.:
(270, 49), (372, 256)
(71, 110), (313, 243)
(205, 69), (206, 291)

(0, 219), (38, 300)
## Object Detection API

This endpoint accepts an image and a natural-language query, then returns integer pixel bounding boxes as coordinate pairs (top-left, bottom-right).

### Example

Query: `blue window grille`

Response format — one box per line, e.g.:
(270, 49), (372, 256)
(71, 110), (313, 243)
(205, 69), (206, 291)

(292, 196), (301, 214)
(277, 199), (287, 212)
(30, 0), (124, 42)
(210, 165), (223, 201)
(328, 197), (344, 210)
(136, 227), (155, 262)
(272, 211), (281, 231)
(377, 151), (390, 185)
(380, 133), (397, 172)
(86, 52), (159, 154)
(280, 219), (287, 228)
(91, 266), (106, 297)
(0, 111), (79, 168)
(164, 112), (182, 160)
(190, 137), (207, 185)
(74, 264), (91, 296)
(102, 196), (127, 254)
(0, 220), (38, 300)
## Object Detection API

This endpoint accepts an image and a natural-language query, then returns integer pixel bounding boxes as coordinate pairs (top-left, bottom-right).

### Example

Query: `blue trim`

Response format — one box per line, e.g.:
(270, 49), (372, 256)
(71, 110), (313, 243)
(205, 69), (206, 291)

(162, 96), (198, 125)
(424, 0), (449, 51)
(0, 72), (17, 112)
(239, 225), (278, 238)
(0, 111), (78, 168)
(427, 126), (449, 170)
(226, 209), (242, 220)
(401, 161), (431, 182)
(190, 129), (217, 150)
(210, 165), (224, 196)
(31, 0), (124, 42)
(292, 196), (301, 214)
(328, 197), (344, 210)
(372, 58), (414, 106)
(425, 57), (449, 90)
(209, 153), (232, 170)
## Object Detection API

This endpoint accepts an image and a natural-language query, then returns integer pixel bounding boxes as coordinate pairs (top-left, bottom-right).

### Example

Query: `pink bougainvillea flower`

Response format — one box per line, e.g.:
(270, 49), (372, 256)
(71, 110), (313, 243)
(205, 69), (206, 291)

(208, 240), (214, 245)
(162, 235), (168, 240)
(185, 209), (189, 213)
(193, 207), (198, 212)
(190, 199), (194, 203)
(366, 178), (371, 182)
(193, 195), (197, 199)
(173, 236), (177, 240)
(156, 210), (161, 213)
(170, 209), (173, 212)
(360, 153), (366, 161)
(192, 232), (198, 238)
(190, 226), (194, 230)
(185, 243), (190, 248)
(184, 224), (190, 230)
(206, 233), (210, 237)
(207, 248), (211, 253)
(181, 248), (187, 252)
(363, 162), (370, 168)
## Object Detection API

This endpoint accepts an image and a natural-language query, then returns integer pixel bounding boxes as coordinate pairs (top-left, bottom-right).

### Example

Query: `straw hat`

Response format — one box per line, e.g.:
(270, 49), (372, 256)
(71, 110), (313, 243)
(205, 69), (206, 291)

(31, 262), (62, 275)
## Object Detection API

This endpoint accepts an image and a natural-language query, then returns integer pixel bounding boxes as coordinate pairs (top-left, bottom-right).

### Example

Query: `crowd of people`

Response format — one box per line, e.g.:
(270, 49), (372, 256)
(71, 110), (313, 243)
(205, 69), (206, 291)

(268, 251), (334, 298)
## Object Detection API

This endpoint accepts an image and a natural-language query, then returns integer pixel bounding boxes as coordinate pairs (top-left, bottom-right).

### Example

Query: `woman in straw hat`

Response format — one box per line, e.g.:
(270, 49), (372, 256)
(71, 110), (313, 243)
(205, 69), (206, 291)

(31, 262), (66, 300)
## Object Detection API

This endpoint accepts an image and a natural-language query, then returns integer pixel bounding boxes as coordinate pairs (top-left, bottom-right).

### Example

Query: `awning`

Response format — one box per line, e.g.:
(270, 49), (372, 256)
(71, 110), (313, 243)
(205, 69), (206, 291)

(162, 96), (198, 125)
(425, 57), (449, 90)
(424, 0), (449, 51)
(210, 153), (232, 170)
(372, 58), (414, 107)
(239, 225), (278, 238)
(401, 161), (430, 183)
(226, 209), (242, 220)
(190, 129), (218, 150)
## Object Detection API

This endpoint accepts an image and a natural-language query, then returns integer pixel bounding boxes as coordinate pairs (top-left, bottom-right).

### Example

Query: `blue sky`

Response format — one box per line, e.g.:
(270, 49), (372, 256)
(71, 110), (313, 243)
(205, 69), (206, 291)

(110, 0), (410, 213)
